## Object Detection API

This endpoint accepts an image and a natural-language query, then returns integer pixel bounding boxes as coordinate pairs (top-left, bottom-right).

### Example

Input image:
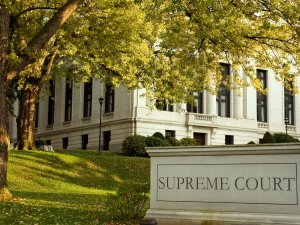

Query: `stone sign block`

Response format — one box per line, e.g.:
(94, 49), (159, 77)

(145, 144), (300, 225)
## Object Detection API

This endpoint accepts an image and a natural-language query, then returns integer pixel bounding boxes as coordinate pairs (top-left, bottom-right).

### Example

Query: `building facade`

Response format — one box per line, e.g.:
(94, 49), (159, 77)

(9, 65), (300, 151)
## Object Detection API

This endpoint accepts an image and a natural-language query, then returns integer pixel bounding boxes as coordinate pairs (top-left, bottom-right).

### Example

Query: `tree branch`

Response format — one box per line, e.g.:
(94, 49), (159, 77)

(15, 7), (58, 19)
(100, 64), (121, 77)
(42, 49), (58, 82)
(6, 0), (84, 82)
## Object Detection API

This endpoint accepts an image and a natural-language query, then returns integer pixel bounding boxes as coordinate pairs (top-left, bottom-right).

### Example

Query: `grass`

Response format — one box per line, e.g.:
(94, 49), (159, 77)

(0, 149), (150, 225)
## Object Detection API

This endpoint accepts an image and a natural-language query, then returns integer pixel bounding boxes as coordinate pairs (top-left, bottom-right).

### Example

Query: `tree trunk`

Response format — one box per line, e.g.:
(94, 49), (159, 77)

(16, 88), (40, 150)
(16, 49), (58, 150)
(0, 8), (12, 201)
(0, 0), (83, 200)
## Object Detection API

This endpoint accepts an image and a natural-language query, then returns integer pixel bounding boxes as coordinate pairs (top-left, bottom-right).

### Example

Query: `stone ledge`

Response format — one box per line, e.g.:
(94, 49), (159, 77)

(147, 143), (300, 157)
(146, 209), (300, 225)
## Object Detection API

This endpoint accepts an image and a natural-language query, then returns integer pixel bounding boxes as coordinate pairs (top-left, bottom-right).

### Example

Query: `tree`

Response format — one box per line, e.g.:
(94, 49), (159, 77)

(16, 49), (58, 150)
(145, 0), (300, 103)
(13, 0), (157, 150)
(0, 0), (84, 200)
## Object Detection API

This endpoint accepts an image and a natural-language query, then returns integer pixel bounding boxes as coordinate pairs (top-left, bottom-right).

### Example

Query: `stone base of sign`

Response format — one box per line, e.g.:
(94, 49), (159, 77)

(146, 209), (300, 225)
(145, 143), (300, 225)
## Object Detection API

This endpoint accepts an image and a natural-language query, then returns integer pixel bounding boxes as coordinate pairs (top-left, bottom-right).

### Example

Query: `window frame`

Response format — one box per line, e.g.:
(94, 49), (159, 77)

(187, 92), (203, 113)
(156, 99), (174, 112)
(35, 100), (39, 128)
(62, 137), (69, 149)
(81, 134), (88, 150)
(225, 135), (234, 145)
(83, 78), (93, 118)
(104, 85), (115, 113)
(64, 78), (73, 121)
(216, 63), (230, 117)
(48, 80), (55, 125)
(165, 130), (176, 138)
(284, 82), (295, 125)
(257, 69), (268, 122)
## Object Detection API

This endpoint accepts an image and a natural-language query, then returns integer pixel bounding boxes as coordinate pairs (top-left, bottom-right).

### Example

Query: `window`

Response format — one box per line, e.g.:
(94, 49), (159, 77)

(284, 83), (294, 125)
(83, 78), (93, 117)
(105, 85), (115, 113)
(35, 101), (39, 128)
(156, 100), (173, 111)
(225, 135), (234, 145)
(103, 131), (111, 150)
(257, 69), (268, 122)
(46, 140), (51, 145)
(187, 92), (203, 113)
(48, 80), (55, 125)
(165, 130), (175, 138)
(64, 78), (73, 121)
(62, 137), (68, 149)
(216, 63), (230, 117)
(82, 134), (88, 150)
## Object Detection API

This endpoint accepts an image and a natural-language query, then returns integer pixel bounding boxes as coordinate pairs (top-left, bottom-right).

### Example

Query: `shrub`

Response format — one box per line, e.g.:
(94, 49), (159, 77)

(152, 132), (165, 140)
(260, 131), (275, 144)
(180, 137), (197, 146)
(122, 135), (146, 156)
(247, 141), (256, 144)
(167, 137), (181, 146)
(105, 181), (149, 222)
(273, 133), (300, 143)
(145, 136), (169, 147)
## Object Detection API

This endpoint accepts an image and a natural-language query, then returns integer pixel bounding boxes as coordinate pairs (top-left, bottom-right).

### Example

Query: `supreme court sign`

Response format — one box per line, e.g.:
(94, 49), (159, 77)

(145, 144), (300, 225)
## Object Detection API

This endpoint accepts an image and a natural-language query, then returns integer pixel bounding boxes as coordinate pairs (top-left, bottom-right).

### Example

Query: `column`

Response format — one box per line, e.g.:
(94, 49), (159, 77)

(233, 67), (244, 118)
(206, 91), (217, 115)
(233, 90), (243, 118)
(242, 68), (256, 120)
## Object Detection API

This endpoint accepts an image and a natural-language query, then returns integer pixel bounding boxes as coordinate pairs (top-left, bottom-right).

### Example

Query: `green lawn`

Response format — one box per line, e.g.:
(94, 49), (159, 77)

(0, 150), (150, 225)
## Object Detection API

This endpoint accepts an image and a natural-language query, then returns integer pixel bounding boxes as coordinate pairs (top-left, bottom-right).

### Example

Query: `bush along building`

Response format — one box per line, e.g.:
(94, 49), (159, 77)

(9, 64), (300, 151)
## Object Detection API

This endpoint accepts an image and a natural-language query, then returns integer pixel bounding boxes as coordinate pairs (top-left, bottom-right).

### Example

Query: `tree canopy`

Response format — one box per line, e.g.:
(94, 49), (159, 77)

(4, 0), (156, 87)
(6, 0), (300, 102)
(144, 0), (300, 102)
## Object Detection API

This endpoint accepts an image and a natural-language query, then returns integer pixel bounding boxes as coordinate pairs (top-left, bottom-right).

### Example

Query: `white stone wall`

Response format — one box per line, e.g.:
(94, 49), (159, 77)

(8, 68), (300, 151)
(35, 78), (134, 151)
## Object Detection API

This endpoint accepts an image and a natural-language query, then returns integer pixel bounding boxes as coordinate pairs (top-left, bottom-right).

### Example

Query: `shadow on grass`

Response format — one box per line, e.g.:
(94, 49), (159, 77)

(11, 190), (107, 207)
(0, 191), (108, 225)
(4, 150), (150, 224)
(9, 150), (150, 191)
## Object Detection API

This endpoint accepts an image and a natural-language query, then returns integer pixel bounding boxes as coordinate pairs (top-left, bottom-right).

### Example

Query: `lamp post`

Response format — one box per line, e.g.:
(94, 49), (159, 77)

(98, 97), (104, 155)
(284, 117), (289, 142)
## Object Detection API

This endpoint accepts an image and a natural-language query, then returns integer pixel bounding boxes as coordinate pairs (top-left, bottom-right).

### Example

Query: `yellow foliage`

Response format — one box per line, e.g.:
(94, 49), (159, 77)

(4, 0), (300, 101)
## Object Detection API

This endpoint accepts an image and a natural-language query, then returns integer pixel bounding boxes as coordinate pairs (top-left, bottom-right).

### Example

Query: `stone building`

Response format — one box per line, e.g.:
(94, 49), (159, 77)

(9, 64), (300, 151)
